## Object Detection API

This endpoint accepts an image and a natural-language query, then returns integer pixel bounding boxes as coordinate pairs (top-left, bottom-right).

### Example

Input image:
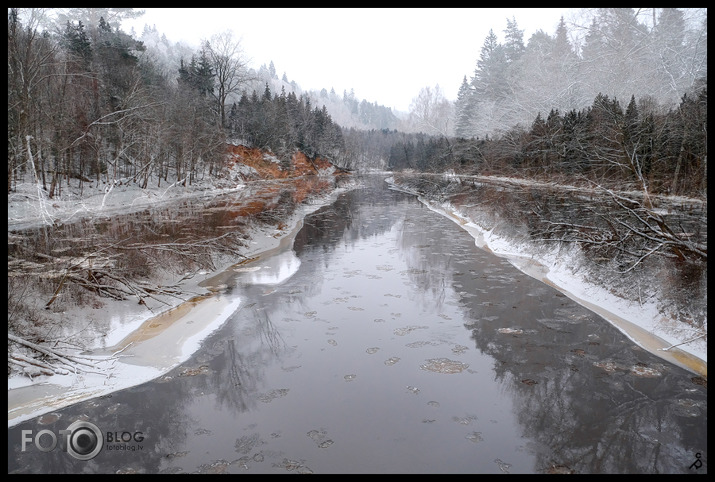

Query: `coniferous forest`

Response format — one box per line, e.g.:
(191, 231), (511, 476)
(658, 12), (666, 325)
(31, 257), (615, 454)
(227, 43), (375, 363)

(8, 8), (707, 198)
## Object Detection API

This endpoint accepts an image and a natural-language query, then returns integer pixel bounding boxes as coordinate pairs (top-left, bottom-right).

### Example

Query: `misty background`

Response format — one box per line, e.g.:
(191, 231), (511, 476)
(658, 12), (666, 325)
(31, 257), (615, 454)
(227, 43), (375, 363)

(126, 8), (707, 137)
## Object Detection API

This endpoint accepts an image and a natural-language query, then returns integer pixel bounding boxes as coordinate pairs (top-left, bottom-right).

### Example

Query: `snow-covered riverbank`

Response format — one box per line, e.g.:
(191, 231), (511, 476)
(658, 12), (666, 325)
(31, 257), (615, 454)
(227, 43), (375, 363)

(385, 175), (707, 379)
(8, 174), (359, 428)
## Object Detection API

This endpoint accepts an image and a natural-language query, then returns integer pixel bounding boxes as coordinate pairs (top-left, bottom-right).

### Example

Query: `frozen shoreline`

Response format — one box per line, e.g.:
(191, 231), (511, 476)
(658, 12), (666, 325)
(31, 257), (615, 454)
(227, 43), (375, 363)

(7, 178), (357, 428)
(404, 189), (707, 378)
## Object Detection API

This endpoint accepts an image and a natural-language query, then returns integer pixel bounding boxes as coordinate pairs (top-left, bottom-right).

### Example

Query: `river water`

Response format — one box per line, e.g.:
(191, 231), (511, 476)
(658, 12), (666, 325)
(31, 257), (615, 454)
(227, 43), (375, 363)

(7, 175), (707, 474)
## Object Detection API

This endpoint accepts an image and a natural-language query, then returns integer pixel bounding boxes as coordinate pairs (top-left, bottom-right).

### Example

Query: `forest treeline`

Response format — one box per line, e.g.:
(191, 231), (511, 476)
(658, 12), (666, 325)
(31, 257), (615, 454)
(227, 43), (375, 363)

(450, 9), (707, 140)
(7, 8), (358, 197)
(227, 85), (345, 165)
(8, 8), (707, 200)
(386, 86), (707, 196)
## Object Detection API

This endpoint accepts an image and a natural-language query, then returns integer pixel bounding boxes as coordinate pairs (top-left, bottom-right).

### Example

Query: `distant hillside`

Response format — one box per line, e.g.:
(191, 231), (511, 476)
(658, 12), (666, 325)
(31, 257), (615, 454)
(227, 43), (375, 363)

(248, 65), (402, 131)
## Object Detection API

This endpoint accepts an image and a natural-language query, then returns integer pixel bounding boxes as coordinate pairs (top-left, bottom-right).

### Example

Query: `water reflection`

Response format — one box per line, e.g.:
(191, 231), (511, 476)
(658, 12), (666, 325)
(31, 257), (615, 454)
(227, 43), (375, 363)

(241, 249), (301, 285)
(8, 175), (707, 474)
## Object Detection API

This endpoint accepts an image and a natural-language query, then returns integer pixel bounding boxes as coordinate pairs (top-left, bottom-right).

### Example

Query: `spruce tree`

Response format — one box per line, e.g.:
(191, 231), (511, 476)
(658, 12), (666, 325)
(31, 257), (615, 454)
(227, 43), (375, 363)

(454, 76), (474, 138)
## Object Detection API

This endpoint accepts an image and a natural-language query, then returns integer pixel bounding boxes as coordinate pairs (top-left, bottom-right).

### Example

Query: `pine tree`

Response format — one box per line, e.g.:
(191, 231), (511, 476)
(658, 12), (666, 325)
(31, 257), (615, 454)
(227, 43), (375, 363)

(454, 76), (474, 138)
(178, 51), (214, 98)
(549, 16), (578, 110)
(578, 18), (608, 102)
(472, 29), (508, 101)
(503, 17), (525, 65)
(552, 16), (573, 60)
(62, 20), (92, 67)
(194, 48), (215, 97)
(469, 29), (509, 136)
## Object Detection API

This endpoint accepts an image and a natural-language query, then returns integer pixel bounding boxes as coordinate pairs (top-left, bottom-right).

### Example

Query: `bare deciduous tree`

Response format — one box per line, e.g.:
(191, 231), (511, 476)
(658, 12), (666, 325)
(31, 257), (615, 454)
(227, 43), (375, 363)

(408, 84), (454, 137)
(7, 8), (57, 193)
(205, 30), (252, 129)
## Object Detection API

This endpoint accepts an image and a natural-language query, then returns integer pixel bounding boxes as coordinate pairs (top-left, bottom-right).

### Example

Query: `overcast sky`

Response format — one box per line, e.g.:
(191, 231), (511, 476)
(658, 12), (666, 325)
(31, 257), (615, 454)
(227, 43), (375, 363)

(124, 8), (575, 112)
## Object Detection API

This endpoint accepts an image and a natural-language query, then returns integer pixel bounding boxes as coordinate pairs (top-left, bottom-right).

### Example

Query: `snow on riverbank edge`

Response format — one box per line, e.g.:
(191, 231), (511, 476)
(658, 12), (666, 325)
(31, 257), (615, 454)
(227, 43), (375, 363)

(385, 177), (706, 378)
(8, 179), (360, 428)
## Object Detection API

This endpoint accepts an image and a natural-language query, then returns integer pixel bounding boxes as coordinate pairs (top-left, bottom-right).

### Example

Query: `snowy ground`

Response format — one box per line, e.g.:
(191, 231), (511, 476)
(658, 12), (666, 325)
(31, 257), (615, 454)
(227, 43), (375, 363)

(8, 174), (243, 232)
(385, 175), (707, 378)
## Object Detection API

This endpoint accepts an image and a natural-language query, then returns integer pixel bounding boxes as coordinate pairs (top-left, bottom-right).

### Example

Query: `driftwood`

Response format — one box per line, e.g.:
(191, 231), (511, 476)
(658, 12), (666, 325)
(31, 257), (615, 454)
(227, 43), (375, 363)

(8, 333), (115, 379)
(9, 352), (69, 376)
(531, 184), (706, 272)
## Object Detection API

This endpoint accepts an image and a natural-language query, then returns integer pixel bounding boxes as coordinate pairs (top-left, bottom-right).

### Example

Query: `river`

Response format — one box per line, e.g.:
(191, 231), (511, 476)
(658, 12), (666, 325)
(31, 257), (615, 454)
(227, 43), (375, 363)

(7, 175), (707, 474)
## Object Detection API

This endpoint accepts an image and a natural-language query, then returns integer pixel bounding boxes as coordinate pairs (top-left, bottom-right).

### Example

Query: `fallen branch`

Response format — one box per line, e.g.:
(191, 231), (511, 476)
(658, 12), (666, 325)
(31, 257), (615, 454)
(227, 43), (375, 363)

(9, 358), (57, 378)
(8, 333), (113, 377)
(660, 333), (707, 351)
(528, 185), (706, 273)
(9, 352), (69, 376)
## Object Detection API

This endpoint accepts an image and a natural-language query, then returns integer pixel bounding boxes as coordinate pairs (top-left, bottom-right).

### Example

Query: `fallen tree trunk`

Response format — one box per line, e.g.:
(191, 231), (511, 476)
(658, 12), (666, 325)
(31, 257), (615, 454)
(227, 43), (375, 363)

(8, 333), (114, 378)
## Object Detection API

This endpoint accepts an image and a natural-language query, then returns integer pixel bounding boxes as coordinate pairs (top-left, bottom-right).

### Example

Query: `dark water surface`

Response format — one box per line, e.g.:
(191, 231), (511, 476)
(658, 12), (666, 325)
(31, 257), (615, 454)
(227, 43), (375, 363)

(8, 175), (707, 474)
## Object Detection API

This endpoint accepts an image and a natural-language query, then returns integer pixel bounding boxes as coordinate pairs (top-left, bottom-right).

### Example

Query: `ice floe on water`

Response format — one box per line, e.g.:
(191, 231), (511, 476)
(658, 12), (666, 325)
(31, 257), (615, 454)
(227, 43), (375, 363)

(420, 358), (470, 374)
